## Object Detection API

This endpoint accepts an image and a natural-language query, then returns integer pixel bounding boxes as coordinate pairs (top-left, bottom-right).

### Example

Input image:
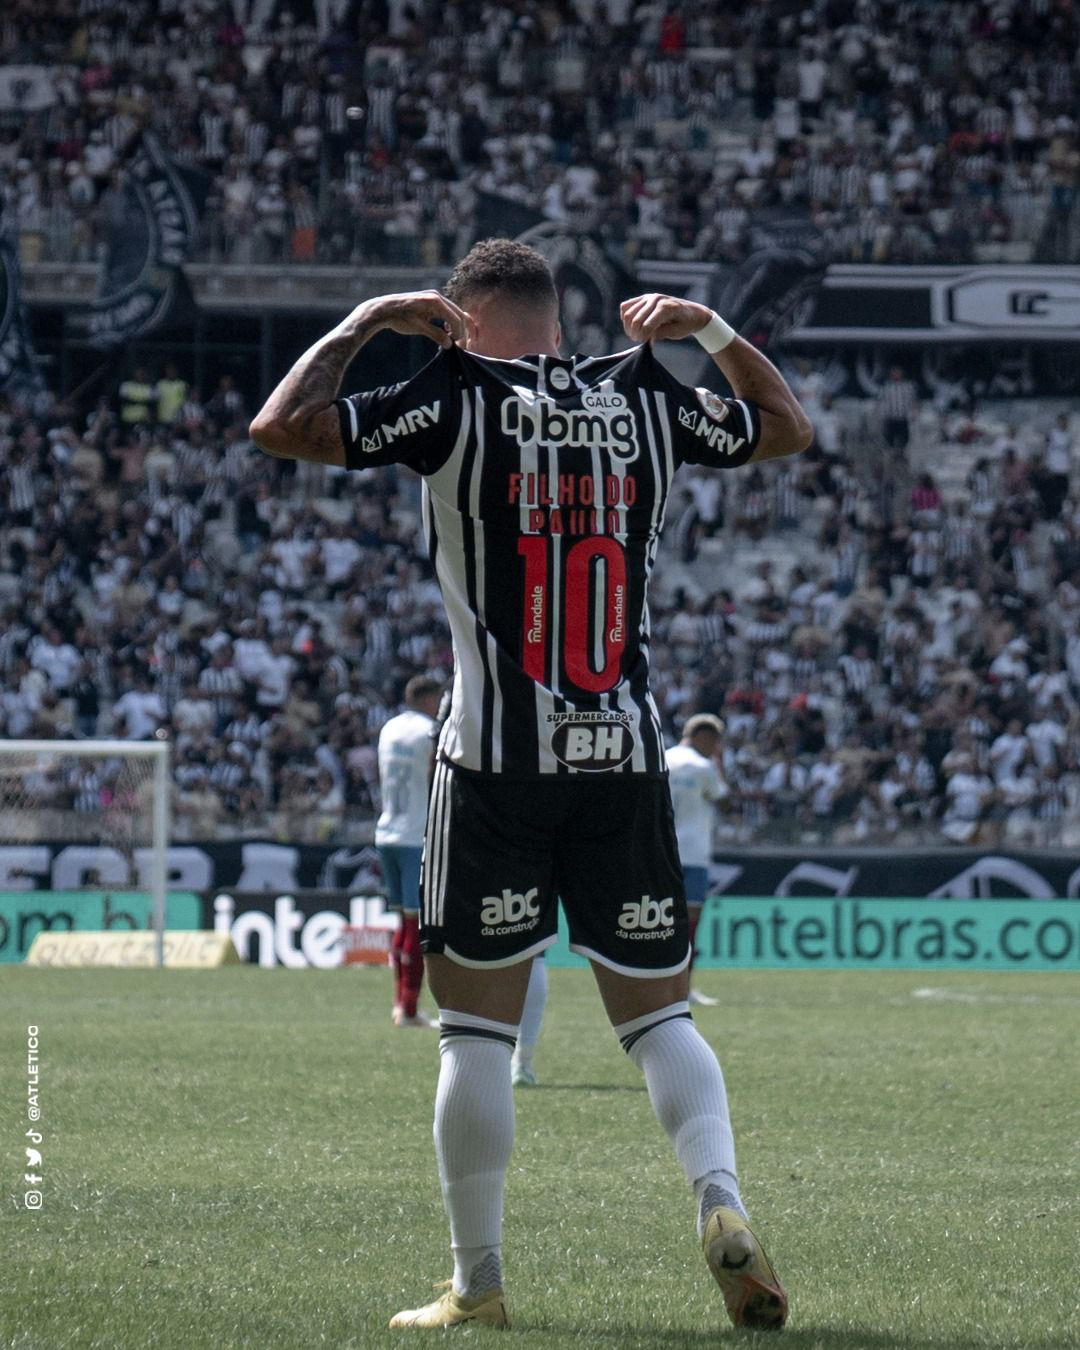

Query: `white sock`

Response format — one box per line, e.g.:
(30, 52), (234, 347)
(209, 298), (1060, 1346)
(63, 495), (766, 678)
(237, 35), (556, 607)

(512, 958), (548, 1073)
(694, 1172), (747, 1235)
(436, 1012), (518, 1296)
(615, 1004), (745, 1225)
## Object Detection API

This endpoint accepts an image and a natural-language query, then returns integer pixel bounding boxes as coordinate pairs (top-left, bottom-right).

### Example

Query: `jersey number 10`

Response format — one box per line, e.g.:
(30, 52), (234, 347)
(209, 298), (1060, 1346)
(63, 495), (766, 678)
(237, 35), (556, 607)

(518, 536), (628, 693)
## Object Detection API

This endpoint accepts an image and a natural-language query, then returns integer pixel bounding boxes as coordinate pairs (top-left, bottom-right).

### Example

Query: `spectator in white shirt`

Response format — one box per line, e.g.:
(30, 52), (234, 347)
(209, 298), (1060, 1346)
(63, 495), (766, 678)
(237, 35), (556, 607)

(29, 626), (82, 693)
(255, 634), (296, 711)
(112, 671), (165, 740)
(321, 522), (363, 595)
(988, 718), (1030, 784)
(942, 761), (996, 843)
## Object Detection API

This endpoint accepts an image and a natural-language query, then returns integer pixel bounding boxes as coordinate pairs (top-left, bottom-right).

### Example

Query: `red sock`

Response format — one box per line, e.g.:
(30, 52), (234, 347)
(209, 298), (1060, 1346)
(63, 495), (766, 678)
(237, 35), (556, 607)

(399, 915), (424, 1018)
(391, 922), (406, 1010)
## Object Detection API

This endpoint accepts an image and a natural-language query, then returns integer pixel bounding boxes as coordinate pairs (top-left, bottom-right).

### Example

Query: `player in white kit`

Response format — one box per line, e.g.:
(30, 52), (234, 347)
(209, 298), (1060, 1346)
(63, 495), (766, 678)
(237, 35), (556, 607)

(665, 713), (729, 1006)
(376, 674), (442, 1027)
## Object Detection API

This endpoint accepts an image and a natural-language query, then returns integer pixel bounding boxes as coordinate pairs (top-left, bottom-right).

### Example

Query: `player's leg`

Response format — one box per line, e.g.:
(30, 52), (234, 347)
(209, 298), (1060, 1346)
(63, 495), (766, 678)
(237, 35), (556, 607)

(683, 870), (717, 1006)
(511, 955), (548, 1086)
(378, 844), (407, 1022)
(590, 962), (787, 1330)
(396, 846), (432, 1025)
(390, 767), (558, 1330)
(560, 779), (787, 1332)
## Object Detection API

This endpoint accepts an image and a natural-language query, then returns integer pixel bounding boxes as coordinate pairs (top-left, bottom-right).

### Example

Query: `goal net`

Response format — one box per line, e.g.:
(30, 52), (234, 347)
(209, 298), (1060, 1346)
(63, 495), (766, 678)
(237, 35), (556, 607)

(0, 739), (171, 963)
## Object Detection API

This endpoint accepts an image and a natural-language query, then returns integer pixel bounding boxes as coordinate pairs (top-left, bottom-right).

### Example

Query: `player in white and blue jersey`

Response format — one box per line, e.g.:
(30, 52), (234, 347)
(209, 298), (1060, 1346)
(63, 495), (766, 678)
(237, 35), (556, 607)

(376, 673), (443, 1028)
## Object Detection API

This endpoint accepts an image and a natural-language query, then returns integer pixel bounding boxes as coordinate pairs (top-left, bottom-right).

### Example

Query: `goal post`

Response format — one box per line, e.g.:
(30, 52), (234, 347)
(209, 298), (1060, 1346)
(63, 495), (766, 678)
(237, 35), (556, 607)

(0, 738), (171, 966)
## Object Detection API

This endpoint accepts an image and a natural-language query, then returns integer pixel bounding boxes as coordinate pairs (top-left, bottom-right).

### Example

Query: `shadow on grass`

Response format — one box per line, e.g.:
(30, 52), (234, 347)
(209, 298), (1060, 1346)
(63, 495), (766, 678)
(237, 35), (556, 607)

(528, 1083), (647, 1093)
(529, 1325), (1077, 1349)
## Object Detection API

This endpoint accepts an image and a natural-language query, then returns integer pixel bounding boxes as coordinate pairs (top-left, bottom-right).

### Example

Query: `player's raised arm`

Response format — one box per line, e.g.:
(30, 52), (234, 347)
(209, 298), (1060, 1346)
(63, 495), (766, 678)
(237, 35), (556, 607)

(620, 293), (814, 462)
(249, 290), (473, 465)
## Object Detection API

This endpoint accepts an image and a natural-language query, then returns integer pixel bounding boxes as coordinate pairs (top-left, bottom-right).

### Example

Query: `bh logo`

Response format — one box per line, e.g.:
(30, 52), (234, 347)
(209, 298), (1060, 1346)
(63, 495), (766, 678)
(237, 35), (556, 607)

(551, 718), (634, 771)
(617, 895), (674, 932)
(481, 887), (540, 929)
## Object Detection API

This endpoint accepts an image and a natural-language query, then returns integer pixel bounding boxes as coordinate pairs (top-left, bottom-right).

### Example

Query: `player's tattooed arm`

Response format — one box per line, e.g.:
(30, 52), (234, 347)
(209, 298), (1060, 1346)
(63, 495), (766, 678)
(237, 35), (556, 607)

(250, 291), (473, 465)
(620, 293), (814, 462)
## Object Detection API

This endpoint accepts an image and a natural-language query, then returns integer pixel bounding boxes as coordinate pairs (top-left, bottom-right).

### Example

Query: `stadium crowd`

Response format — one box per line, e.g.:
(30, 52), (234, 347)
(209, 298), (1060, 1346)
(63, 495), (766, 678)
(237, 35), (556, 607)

(1, 359), (1079, 848)
(2, 0), (1079, 269)
(3, 0), (1080, 848)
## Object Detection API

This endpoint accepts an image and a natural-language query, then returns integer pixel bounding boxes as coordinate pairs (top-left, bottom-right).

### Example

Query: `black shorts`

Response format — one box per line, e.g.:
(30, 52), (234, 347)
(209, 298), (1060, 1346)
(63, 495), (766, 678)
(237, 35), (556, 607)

(420, 760), (690, 976)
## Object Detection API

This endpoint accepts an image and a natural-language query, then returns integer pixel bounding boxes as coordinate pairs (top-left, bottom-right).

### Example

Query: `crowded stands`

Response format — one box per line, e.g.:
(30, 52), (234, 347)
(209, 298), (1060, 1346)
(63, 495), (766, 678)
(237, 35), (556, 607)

(2, 0), (1078, 268)
(1, 0), (1079, 848)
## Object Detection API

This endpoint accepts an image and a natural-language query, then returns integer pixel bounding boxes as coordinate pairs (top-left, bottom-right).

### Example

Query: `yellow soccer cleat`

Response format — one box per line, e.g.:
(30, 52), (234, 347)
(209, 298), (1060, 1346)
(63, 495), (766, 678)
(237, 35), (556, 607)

(701, 1205), (788, 1331)
(389, 1281), (510, 1330)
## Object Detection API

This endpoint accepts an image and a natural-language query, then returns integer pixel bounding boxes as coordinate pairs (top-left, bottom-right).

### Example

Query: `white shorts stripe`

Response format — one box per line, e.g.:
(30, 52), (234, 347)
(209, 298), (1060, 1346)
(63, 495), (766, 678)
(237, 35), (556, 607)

(430, 760), (453, 927)
(424, 760), (449, 926)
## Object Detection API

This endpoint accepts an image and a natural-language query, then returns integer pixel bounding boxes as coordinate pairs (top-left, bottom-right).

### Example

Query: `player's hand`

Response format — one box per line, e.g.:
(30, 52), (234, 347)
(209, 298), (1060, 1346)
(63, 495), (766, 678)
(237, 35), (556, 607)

(359, 291), (475, 348)
(620, 293), (716, 345)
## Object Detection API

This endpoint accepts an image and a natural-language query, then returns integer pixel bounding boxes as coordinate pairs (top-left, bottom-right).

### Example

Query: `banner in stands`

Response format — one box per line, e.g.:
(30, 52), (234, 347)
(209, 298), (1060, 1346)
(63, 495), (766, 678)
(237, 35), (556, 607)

(70, 132), (209, 349)
(5, 843), (1080, 903)
(777, 264), (1080, 344)
(548, 897), (1080, 971)
(7, 844), (1080, 970)
(0, 65), (56, 111)
(0, 210), (45, 394)
(0, 891), (201, 963)
(208, 889), (394, 969)
(708, 849), (1080, 900)
(631, 260), (1080, 345)
(0, 840), (383, 896)
(711, 205), (828, 350)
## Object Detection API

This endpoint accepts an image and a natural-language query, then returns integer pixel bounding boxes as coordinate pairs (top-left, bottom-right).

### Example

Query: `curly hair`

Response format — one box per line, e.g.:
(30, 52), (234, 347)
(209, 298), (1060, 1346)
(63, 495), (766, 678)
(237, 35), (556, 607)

(444, 238), (558, 312)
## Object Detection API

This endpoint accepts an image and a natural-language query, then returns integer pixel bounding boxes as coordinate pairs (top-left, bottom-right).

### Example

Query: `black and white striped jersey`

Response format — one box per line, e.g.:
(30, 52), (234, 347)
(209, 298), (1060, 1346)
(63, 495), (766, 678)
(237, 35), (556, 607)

(337, 343), (759, 777)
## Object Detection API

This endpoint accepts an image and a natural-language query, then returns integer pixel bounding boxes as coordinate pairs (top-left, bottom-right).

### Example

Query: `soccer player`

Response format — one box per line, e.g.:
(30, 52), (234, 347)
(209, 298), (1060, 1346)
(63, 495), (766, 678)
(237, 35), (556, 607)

(251, 238), (813, 1333)
(510, 954), (547, 1087)
(375, 673), (443, 1028)
(665, 712), (729, 1007)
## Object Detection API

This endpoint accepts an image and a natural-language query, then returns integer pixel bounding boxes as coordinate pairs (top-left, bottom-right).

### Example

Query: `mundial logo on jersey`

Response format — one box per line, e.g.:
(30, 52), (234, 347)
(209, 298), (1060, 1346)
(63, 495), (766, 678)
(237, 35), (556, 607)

(500, 386), (639, 461)
(548, 711), (635, 771)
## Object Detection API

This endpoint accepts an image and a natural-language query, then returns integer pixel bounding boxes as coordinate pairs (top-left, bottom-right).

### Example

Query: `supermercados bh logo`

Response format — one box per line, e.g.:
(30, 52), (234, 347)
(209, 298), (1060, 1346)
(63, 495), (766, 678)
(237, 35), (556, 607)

(678, 389), (746, 457)
(548, 710), (635, 771)
(501, 387), (639, 461)
(360, 400), (440, 454)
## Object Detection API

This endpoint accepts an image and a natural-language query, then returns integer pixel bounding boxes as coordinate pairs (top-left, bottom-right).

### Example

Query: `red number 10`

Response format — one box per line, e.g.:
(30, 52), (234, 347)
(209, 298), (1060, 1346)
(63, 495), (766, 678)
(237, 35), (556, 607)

(518, 536), (628, 693)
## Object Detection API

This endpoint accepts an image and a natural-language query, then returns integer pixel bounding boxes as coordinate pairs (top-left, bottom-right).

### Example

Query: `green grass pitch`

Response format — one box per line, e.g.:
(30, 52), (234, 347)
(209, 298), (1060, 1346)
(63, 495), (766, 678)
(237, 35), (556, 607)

(3, 965), (1078, 1349)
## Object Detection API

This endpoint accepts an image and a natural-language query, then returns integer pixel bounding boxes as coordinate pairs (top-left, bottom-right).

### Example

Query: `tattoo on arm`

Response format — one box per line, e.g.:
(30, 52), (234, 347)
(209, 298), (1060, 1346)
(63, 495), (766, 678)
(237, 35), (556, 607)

(252, 313), (381, 464)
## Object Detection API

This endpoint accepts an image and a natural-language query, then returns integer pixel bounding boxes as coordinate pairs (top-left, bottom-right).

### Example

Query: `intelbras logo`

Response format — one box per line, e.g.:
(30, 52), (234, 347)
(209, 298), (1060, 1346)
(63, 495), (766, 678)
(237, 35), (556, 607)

(501, 387), (638, 461)
(548, 711), (635, 771)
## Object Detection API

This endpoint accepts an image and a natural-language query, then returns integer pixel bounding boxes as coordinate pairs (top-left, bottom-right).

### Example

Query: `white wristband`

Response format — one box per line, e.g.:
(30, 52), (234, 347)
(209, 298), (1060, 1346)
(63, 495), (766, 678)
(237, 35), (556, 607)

(693, 313), (737, 353)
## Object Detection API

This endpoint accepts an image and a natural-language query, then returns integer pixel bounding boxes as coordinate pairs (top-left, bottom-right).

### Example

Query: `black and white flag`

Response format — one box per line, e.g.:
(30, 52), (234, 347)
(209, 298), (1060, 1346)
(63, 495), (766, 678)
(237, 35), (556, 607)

(0, 210), (46, 395)
(711, 206), (828, 349)
(73, 132), (209, 349)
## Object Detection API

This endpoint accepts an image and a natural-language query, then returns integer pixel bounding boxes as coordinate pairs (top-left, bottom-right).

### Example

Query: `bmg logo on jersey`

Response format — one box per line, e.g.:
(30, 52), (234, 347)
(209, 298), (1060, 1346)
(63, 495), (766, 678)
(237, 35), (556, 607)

(550, 717), (635, 771)
(480, 886), (541, 935)
(501, 391), (639, 461)
(617, 894), (676, 939)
